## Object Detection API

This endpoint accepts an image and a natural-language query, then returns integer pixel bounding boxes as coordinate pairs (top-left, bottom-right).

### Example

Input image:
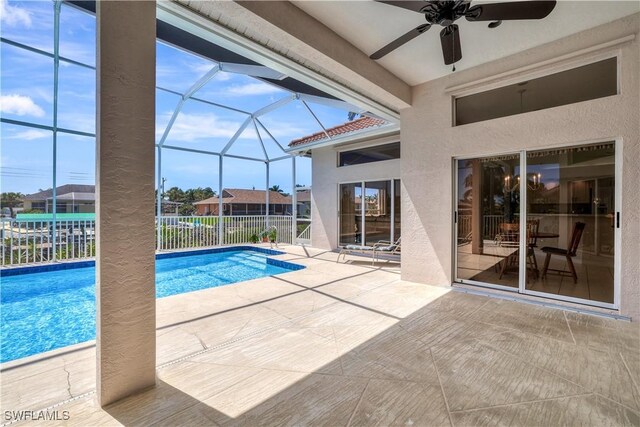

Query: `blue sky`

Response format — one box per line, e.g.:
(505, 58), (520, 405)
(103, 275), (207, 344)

(1, 0), (351, 195)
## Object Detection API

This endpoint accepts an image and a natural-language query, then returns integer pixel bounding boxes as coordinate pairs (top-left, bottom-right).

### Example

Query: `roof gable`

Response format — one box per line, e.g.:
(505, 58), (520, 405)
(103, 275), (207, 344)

(289, 116), (387, 148)
(195, 188), (292, 205)
(24, 184), (96, 200)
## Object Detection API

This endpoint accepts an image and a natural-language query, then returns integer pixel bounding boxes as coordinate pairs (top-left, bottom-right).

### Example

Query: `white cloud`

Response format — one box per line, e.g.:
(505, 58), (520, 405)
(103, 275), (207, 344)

(31, 87), (54, 105)
(157, 112), (243, 142)
(0, 94), (45, 117)
(257, 118), (313, 140)
(0, 0), (31, 27)
(215, 71), (234, 82)
(190, 62), (219, 76)
(156, 65), (183, 81)
(225, 83), (283, 96)
(7, 129), (50, 141)
(56, 111), (95, 134)
(58, 40), (95, 65)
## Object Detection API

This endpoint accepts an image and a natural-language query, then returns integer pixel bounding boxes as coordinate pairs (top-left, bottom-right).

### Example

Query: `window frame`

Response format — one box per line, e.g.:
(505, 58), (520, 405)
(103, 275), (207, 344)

(450, 48), (622, 127)
(336, 141), (401, 168)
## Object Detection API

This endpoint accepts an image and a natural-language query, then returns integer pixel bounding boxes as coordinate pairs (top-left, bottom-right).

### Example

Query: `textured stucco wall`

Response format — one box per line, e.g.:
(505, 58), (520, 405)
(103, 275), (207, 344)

(311, 135), (401, 250)
(401, 14), (640, 319)
(96, 1), (157, 405)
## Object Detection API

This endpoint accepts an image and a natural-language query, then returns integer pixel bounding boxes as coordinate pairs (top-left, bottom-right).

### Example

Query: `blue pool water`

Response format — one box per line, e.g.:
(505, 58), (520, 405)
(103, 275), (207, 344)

(0, 249), (302, 363)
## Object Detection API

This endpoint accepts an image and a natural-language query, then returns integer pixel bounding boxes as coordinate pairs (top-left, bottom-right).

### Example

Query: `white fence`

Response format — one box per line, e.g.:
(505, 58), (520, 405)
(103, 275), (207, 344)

(220, 215), (293, 246)
(1, 219), (96, 266)
(458, 214), (520, 242)
(296, 220), (311, 243)
(2, 215), (295, 267)
(157, 216), (219, 251)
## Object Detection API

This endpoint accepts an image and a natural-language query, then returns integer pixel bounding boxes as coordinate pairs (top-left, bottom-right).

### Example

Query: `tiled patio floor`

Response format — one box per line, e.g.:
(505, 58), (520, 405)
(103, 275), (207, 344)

(1, 245), (639, 426)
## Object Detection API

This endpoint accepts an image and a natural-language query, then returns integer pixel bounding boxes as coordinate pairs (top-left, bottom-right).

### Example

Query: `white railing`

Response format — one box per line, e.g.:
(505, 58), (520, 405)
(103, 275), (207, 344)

(157, 216), (219, 251)
(1, 219), (96, 266)
(297, 222), (311, 242)
(158, 215), (294, 249)
(457, 215), (472, 242)
(268, 216), (293, 245)
(458, 214), (521, 242)
(484, 215), (507, 240)
(1, 215), (296, 266)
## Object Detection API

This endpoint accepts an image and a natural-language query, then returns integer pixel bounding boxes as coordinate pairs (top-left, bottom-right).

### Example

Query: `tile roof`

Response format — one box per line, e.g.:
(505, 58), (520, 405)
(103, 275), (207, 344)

(288, 116), (387, 148)
(54, 192), (95, 201)
(24, 185), (95, 201)
(295, 189), (311, 202)
(194, 188), (292, 205)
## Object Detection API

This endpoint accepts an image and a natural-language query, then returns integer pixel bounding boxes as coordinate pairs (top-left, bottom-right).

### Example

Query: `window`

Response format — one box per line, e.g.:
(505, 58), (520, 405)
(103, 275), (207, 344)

(339, 179), (400, 247)
(454, 57), (617, 126)
(338, 142), (400, 167)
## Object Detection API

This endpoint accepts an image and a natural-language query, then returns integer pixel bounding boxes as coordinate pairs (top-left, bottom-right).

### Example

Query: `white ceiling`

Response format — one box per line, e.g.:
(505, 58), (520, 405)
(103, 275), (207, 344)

(292, 1), (640, 86)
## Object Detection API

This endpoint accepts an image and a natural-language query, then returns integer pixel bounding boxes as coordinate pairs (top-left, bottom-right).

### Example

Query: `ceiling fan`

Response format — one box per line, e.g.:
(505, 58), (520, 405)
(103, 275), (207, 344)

(370, 0), (557, 69)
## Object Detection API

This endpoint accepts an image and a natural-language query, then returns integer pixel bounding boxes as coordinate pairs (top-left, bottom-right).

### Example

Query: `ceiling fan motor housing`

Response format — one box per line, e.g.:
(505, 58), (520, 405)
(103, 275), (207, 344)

(422, 0), (471, 27)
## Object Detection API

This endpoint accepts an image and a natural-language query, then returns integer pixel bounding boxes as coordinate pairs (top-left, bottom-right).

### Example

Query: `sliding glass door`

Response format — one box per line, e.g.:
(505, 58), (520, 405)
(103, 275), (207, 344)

(339, 183), (362, 246)
(339, 179), (400, 247)
(364, 181), (391, 245)
(394, 179), (401, 242)
(454, 142), (618, 308)
(455, 154), (521, 289)
(524, 143), (616, 304)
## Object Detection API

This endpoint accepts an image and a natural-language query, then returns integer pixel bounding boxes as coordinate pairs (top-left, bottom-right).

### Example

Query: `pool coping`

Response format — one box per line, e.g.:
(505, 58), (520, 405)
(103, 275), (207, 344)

(1, 245), (305, 366)
(0, 245), (304, 277)
(1, 340), (97, 372)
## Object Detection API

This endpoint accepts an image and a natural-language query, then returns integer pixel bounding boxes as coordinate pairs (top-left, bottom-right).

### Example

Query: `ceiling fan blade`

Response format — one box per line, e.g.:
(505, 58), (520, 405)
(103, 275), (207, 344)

(374, 0), (429, 13)
(370, 24), (431, 60)
(440, 24), (462, 65)
(466, 1), (556, 21)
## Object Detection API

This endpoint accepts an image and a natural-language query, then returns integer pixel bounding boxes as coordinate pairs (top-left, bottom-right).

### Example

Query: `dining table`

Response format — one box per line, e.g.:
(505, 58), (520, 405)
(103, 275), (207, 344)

(533, 232), (560, 239)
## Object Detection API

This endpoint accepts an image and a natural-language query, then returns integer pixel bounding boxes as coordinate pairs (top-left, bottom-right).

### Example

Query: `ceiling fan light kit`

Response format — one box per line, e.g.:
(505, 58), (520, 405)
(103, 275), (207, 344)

(370, 0), (557, 69)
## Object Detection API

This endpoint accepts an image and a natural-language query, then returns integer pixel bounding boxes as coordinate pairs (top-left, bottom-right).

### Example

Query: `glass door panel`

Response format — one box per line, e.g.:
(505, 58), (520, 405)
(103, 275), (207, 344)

(339, 183), (362, 245)
(393, 179), (401, 242)
(525, 143), (615, 304)
(364, 181), (391, 245)
(455, 154), (521, 289)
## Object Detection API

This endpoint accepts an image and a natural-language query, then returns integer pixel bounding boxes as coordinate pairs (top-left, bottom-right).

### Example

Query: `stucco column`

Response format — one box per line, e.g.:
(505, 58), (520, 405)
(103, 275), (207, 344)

(96, 1), (156, 406)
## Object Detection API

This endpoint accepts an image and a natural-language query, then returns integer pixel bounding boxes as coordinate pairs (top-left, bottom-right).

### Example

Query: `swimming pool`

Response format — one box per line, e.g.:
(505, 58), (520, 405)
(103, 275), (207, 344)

(0, 248), (303, 363)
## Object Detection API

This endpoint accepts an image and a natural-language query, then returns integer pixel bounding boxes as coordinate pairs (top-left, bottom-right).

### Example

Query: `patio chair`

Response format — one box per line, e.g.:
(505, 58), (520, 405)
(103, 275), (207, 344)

(337, 237), (401, 265)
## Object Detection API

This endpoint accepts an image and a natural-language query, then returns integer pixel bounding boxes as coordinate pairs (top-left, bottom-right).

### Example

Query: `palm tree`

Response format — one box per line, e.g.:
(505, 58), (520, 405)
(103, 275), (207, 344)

(165, 187), (184, 202)
(0, 192), (24, 217)
(269, 185), (284, 194)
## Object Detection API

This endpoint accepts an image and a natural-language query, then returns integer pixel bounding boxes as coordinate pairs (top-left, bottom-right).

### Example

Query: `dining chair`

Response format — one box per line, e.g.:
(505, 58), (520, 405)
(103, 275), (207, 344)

(541, 222), (586, 284)
(526, 219), (540, 276)
(498, 221), (539, 281)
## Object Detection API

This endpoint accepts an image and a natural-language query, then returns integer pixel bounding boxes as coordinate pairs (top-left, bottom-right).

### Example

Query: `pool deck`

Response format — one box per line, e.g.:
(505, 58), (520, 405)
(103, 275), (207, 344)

(1, 244), (639, 426)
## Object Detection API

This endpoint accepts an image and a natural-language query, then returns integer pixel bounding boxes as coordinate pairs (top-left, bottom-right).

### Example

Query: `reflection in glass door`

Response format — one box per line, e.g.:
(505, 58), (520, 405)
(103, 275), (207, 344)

(455, 142), (618, 307)
(525, 143), (615, 304)
(455, 154), (521, 289)
(339, 183), (362, 245)
(364, 181), (391, 245)
(339, 180), (400, 248)
(394, 179), (401, 242)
